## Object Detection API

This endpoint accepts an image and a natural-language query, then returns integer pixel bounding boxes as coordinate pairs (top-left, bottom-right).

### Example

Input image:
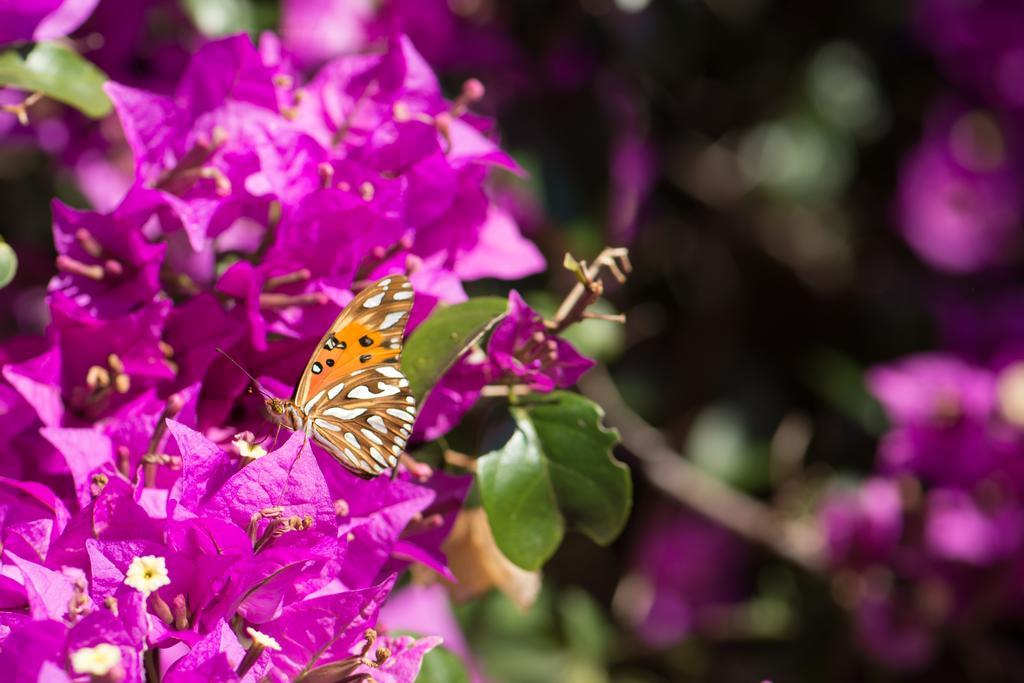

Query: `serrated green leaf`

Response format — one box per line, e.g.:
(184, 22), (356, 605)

(527, 392), (631, 544)
(477, 392), (631, 570)
(0, 240), (17, 290)
(402, 297), (507, 401)
(0, 42), (112, 118)
(415, 644), (471, 683)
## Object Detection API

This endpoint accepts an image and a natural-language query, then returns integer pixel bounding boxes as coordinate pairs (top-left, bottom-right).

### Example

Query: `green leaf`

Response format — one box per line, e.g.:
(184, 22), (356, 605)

(477, 392), (631, 570)
(402, 297), (507, 401)
(0, 42), (112, 118)
(477, 416), (563, 569)
(0, 240), (17, 290)
(415, 645), (471, 683)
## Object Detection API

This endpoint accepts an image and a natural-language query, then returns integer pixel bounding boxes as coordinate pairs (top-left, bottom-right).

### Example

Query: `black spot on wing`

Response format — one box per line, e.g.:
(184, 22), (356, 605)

(359, 335), (373, 347)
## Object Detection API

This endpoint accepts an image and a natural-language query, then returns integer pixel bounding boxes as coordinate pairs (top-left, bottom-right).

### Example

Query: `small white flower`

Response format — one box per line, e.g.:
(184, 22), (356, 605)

(234, 437), (268, 459)
(123, 555), (171, 596)
(246, 627), (283, 651)
(70, 643), (122, 676)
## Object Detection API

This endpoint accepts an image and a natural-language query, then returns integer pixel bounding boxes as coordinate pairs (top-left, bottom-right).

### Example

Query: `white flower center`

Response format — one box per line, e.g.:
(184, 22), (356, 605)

(233, 438), (268, 459)
(70, 643), (122, 675)
(124, 555), (171, 596)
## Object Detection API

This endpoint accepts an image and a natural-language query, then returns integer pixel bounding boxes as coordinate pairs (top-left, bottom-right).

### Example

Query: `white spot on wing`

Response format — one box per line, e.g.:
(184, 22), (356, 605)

(377, 366), (403, 378)
(344, 432), (359, 448)
(327, 383), (345, 400)
(406, 396), (415, 404)
(368, 447), (386, 467)
(394, 436), (407, 448)
(393, 290), (413, 300)
(368, 415), (387, 433)
(378, 278), (392, 287)
(342, 448), (358, 464)
(379, 311), (405, 330)
(391, 444), (401, 455)
(314, 418), (341, 432)
(361, 428), (384, 445)
(348, 383), (400, 399)
(324, 407), (366, 420)
(386, 408), (415, 423)
(387, 454), (399, 466)
(363, 292), (385, 308)
(303, 390), (325, 415)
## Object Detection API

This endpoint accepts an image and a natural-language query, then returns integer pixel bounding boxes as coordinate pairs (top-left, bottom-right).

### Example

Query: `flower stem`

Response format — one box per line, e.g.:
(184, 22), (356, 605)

(579, 365), (825, 573)
(548, 247), (632, 333)
(1, 91), (43, 125)
(143, 648), (160, 683)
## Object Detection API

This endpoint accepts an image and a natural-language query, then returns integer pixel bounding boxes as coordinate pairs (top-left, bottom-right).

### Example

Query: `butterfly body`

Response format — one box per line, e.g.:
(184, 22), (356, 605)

(264, 275), (417, 477)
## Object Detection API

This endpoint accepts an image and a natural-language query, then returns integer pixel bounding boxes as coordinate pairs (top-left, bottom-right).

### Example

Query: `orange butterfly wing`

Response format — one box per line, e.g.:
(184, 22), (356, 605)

(292, 276), (417, 476)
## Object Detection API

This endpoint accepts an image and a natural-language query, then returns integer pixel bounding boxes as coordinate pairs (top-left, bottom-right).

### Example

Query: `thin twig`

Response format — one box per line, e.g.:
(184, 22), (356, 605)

(443, 449), (476, 471)
(579, 366), (825, 574)
(547, 247), (631, 332)
(582, 311), (627, 323)
(1, 91), (43, 125)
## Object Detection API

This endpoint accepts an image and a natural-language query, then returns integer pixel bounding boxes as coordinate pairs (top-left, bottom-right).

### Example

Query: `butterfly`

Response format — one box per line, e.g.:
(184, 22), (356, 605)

(261, 275), (417, 477)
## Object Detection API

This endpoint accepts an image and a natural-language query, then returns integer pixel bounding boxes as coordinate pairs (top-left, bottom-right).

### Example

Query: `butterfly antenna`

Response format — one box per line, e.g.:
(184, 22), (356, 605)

(215, 347), (272, 399)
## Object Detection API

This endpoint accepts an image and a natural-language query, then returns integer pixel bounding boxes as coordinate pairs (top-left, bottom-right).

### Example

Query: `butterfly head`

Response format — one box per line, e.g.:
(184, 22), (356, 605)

(264, 396), (305, 432)
(266, 397), (288, 415)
